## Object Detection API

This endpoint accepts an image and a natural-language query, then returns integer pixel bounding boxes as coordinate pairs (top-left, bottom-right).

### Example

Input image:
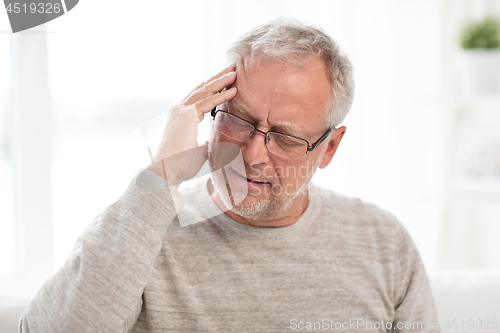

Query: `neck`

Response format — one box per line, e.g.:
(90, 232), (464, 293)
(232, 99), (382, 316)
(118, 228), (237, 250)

(207, 179), (309, 227)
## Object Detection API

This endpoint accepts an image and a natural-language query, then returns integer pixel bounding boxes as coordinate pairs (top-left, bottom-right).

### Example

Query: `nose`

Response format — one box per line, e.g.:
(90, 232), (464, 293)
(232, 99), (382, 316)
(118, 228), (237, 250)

(240, 130), (270, 165)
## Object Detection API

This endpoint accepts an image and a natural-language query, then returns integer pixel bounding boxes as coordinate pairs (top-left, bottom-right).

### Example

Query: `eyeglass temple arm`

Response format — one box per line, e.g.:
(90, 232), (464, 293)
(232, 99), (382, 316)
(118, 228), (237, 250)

(307, 127), (335, 151)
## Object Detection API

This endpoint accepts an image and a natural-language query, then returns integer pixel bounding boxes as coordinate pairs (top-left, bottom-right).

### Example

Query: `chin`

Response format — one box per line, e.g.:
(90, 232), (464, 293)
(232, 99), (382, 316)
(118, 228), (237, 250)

(231, 195), (285, 221)
(211, 170), (309, 221)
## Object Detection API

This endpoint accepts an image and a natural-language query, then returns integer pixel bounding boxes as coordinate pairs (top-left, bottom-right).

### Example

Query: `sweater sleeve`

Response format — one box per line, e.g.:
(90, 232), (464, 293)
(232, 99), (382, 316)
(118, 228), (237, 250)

(392, 219), (441, 333)
(18, 169), (186, 333)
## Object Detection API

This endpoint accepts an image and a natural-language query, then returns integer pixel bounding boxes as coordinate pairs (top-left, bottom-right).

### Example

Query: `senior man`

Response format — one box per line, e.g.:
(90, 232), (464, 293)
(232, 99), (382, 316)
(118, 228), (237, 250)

(20, 19), (440, 332)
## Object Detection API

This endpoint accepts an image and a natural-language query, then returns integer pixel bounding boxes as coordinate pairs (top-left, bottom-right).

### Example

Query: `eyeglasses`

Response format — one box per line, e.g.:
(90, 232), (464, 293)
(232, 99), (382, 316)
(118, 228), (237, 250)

(210, 107), (334, 160)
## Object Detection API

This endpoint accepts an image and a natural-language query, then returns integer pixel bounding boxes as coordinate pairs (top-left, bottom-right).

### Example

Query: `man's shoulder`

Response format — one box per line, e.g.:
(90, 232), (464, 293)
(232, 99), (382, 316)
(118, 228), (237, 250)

(310, 182), (402, 231)
(310, 183), (416, 258)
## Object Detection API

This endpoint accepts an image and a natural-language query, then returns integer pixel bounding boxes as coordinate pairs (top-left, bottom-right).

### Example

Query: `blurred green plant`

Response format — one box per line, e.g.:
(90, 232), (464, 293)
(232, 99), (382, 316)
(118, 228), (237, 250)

(460, 17), (500, 49)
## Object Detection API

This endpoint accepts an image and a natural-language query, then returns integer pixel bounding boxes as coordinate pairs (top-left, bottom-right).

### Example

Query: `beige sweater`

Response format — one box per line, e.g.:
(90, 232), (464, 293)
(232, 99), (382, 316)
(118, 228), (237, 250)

(19, 170), (440, 332)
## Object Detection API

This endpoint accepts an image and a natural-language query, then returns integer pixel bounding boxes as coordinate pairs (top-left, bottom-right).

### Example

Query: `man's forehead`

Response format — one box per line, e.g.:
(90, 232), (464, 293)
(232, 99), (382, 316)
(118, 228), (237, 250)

(228, 53), (332, 138)
(230, 55), (304, 135)
(226, 98), (303, 135)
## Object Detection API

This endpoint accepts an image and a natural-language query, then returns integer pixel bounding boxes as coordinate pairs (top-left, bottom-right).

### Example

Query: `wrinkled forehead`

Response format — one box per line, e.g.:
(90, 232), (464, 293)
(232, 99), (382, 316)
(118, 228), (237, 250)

(227, 53), (332, 135)
(237, 52), (331, 103)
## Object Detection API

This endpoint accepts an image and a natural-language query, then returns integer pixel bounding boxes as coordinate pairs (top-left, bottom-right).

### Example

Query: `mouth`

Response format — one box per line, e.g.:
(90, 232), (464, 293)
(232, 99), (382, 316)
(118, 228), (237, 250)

(227, 167), (271, 187)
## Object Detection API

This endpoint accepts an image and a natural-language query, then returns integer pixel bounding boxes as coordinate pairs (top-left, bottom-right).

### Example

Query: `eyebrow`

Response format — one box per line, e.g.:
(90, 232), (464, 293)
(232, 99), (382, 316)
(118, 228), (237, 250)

(227, 100), (303, 136)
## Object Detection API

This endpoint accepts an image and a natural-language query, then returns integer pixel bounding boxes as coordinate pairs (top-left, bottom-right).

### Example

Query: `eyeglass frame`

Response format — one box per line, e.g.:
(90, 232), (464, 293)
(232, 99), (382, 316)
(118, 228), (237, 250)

(210, 106), (335, 159)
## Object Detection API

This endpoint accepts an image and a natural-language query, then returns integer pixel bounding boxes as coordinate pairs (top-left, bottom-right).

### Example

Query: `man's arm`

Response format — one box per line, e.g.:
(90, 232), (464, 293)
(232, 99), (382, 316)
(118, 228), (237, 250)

(18, 65), (238, 332)
(19, 171), (185, 333)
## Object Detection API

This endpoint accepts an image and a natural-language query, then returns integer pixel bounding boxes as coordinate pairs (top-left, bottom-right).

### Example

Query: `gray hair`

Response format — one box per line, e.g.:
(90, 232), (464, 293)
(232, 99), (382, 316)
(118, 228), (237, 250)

(226, 18), (355, 127)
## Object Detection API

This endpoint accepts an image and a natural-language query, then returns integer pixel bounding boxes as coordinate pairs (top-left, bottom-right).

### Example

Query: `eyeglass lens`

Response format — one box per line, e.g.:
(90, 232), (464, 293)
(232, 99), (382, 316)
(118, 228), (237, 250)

(213, 111), (308, 159)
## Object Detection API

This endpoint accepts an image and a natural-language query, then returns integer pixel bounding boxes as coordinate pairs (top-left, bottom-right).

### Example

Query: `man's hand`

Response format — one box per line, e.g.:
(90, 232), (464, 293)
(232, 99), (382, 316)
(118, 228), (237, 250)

(147, 65), (237, 187)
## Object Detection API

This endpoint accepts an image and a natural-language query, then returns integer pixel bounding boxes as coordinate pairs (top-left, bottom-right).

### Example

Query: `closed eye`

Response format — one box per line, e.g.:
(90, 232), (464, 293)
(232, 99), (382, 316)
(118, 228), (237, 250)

(273, 134), (304, 147)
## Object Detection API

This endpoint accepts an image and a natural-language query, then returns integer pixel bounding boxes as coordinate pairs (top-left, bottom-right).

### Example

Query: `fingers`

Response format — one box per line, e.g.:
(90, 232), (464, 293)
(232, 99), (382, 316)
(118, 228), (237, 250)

(195, 86), (237, 120)
(204, 64), (236, 87)
(184, 64), (236, 100)
(185, 70), (236, 105)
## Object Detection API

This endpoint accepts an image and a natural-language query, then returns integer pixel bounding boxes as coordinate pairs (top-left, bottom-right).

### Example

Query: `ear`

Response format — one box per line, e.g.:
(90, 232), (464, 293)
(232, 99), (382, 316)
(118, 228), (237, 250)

(319, 126), (346, 169)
